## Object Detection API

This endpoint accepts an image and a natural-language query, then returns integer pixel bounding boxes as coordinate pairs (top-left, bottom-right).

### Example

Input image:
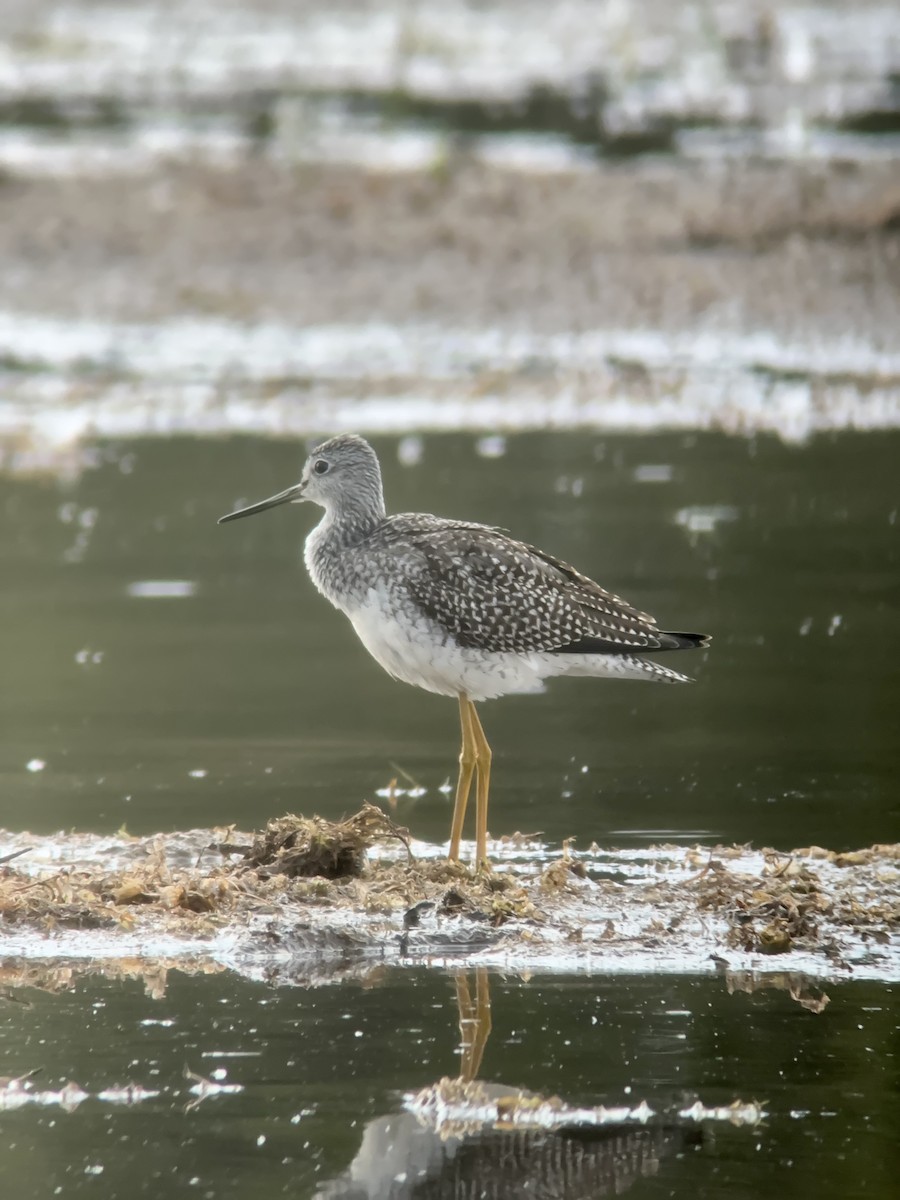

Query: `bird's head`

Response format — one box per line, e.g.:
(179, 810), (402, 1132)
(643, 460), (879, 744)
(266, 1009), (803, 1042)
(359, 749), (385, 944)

(218, 434), (384, 525)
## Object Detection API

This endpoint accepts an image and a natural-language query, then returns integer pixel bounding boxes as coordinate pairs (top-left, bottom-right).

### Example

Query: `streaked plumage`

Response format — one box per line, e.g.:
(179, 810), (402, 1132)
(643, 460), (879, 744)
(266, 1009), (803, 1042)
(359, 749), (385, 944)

(220, 434), (710, 863)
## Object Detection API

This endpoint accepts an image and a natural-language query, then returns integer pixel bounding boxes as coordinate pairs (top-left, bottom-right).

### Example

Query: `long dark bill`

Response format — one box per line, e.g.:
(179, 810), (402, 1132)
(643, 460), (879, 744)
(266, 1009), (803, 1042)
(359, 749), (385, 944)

(218, 483), (304, 524)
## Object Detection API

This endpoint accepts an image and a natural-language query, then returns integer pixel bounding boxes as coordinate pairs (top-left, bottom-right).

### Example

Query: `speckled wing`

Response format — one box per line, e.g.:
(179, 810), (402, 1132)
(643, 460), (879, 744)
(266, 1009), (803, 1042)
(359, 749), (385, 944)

(376, 515), (689, 655)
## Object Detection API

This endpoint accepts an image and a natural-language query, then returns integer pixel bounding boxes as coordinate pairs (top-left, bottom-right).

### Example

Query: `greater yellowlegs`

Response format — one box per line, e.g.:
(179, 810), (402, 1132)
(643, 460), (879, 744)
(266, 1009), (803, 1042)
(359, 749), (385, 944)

(219, 435), (709, 866)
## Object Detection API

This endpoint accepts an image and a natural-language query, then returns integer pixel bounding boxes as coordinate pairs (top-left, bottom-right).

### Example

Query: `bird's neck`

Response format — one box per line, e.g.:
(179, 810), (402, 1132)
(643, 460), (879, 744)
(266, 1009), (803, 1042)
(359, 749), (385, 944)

(317, 493), (386, 546)
(304, 497), (386, 611)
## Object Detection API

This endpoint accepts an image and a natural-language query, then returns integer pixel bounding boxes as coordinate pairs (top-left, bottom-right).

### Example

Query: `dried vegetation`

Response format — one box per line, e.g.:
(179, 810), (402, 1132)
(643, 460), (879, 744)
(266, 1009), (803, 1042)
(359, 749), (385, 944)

(689, 844), (900, 958)
(0, 805), (546, 937)
(1, 811), (897, 982)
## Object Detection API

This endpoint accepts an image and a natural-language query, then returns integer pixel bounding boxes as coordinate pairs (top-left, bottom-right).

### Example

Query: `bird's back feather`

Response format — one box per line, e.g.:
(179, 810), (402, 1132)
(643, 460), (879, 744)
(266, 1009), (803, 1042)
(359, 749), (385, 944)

(365, 515), (709, 658)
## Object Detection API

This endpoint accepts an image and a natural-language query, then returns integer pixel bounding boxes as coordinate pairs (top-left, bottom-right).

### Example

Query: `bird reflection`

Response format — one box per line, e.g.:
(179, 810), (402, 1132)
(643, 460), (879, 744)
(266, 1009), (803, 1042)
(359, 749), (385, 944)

(315, 970), (695, 1200)
(454, 970), (492, 1084)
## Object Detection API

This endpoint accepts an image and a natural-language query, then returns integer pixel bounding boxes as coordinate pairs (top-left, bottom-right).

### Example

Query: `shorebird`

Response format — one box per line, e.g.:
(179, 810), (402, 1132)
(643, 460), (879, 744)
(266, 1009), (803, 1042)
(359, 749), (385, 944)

(219, 434), (709, 866)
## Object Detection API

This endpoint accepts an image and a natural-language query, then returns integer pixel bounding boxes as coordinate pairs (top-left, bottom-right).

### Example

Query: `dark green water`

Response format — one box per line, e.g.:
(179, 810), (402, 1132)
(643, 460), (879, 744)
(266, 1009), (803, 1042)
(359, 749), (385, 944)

(2, 430), (898, 847)
(2, 429), (898, 1198)
(1, 968), (897, 1197)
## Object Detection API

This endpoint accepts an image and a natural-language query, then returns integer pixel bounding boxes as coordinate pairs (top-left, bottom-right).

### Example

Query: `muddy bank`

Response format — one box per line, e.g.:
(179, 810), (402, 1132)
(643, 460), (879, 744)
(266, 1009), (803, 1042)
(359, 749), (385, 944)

(3, 2), (898, 347)
(1, 2), (899, 466)
(1, 157), (897, 334)
(2, 810), (898, 984)
(1, 153), (899, 467)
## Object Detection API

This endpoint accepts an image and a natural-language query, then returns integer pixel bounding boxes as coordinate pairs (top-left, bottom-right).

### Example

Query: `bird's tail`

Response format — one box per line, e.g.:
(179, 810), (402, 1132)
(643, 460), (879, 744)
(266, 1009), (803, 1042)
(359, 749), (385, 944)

(553, 652), (696, 684)
(631, 656), (695, 683)
(655, 630), (711, 651)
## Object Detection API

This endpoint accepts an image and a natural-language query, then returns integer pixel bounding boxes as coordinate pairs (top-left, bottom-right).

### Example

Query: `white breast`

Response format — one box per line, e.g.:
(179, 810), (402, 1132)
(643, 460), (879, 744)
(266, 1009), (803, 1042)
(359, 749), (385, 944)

(345, 586), (550, 701)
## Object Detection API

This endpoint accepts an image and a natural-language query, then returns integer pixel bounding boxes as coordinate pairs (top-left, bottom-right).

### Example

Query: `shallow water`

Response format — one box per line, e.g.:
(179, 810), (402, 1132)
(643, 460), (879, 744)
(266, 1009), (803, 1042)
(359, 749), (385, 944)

(2, 429), (898, 850)
(1, 967), (897, 1198)
(2, 428), (898, 1198)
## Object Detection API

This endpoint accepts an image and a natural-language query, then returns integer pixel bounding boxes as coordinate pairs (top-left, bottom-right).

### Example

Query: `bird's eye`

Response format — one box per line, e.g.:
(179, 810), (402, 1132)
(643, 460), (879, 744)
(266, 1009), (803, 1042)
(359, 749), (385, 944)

(313, 459), (330, 475)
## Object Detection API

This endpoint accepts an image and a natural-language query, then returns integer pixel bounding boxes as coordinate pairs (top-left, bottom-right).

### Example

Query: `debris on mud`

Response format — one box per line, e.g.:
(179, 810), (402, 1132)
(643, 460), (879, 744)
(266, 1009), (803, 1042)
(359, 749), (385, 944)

(227, 804), (411, 879)
(689, 846), (900, 959)
(1, 815), (898, 985)
(0, 808), (531, 940)
(405, 1076), (767, 1135)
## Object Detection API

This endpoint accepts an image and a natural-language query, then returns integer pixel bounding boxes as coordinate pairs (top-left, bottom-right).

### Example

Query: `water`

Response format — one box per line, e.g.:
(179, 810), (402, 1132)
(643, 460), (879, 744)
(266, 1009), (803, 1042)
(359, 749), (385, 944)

(1, 968), (897, 1197)
(2, 429), (898, 1197)
(3, 430), (898, 849)
(3, 3), (899, 1190)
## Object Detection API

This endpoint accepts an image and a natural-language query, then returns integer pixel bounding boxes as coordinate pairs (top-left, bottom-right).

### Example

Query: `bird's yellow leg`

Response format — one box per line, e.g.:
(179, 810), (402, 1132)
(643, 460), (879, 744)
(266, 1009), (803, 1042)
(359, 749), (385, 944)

(453, 969), (492, 1082)
(468, 967), (492, 1079)
(454, 972), (476, 1080)
(448, 693), (476, 861)
(467, 700), (493, 869)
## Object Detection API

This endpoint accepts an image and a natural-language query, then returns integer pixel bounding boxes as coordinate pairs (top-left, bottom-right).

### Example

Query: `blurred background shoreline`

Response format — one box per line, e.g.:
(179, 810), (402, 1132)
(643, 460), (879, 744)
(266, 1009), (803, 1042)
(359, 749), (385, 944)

(2, 0), (899, 477)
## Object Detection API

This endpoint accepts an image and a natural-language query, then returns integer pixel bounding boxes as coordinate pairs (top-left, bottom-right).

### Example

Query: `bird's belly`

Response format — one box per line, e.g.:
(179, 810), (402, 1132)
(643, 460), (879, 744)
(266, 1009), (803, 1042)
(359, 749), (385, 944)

(346, 589), (548, 701)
